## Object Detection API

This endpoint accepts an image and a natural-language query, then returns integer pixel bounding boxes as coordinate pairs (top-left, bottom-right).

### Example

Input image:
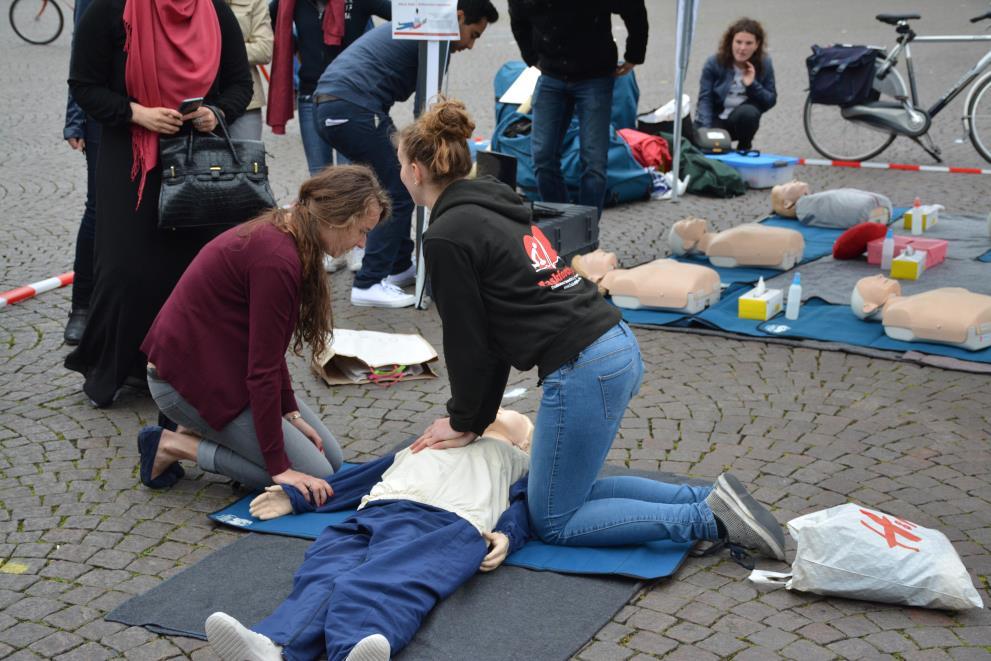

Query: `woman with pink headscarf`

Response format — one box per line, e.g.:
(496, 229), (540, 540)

(65, 0), (253, 407)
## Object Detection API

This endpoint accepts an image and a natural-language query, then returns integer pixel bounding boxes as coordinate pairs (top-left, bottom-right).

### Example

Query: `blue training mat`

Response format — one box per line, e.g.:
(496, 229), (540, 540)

(209, 470), (693, 581)
(755, 298), (991, 363)
(980, 249), (991, 263)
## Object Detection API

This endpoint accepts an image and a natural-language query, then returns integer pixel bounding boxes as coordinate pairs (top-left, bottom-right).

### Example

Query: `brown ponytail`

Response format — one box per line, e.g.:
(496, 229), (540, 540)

(397, 97), (475, 185)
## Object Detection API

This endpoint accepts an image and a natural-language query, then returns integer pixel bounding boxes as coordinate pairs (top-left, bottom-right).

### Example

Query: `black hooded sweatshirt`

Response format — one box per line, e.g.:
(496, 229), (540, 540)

(423, 177), (621, 436)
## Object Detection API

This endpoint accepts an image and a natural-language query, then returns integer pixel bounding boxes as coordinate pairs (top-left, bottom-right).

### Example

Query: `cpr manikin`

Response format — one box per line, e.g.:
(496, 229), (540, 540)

(668, 217), (805, 270)
(770, 181), (810, 218)
(571, 250), (721, 313)
(851, 275), (991, 351)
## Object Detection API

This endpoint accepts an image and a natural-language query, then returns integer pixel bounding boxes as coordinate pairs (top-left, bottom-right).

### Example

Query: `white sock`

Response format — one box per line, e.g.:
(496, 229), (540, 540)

(206, 612), (282, 661)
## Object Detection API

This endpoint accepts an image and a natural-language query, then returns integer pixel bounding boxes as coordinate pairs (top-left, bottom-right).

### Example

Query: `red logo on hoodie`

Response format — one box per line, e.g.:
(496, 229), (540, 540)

(523, 226), (560, 273)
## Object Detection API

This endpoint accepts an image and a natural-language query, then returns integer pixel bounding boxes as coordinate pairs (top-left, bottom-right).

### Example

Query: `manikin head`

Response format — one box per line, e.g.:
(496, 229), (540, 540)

(771, 181), (810, 218)
(667, 218), (711, 256)
(851, 275), (902, 320)
(482, 409), (534, 453)
(571, 250), (619, 288)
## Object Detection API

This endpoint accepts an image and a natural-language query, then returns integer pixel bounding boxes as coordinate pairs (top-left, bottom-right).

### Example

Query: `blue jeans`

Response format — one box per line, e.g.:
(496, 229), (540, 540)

(314, 99), (414, 288)
(528, 322), (719, 546)
(531, 74), (614, 217)
(71, 118), (101, 309)
(298, 95), (349, 176)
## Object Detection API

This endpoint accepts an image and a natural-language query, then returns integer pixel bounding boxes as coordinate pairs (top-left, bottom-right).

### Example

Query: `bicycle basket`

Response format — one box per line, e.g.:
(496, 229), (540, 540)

(806, 45), (879, 106)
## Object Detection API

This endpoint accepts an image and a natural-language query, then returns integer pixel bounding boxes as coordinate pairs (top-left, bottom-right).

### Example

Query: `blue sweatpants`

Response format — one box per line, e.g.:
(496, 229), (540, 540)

(252, 500), (487, 661)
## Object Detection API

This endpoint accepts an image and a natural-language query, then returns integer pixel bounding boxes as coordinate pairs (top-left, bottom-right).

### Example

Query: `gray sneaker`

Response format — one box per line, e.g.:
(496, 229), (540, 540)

(346, 633), (391, 661)
(705, 473), (787, 561)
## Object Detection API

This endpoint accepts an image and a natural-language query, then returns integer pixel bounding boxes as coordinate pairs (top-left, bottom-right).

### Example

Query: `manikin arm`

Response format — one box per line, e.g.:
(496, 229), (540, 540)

(492, 477), (531, 555)
(254, 454), (396, 518)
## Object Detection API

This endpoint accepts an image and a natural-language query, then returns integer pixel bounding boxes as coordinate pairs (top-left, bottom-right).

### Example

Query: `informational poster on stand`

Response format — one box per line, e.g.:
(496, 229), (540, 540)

(392, 0), (459, 40)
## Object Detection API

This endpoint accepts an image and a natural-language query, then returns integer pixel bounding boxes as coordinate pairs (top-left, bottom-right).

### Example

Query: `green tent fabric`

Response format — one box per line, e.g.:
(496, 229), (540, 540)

(662, 132), (745, 198)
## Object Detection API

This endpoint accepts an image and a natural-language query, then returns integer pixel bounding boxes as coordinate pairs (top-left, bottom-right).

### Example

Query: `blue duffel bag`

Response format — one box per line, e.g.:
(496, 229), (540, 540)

(806, 45), (879, 107)
(491, 62), (651, 207)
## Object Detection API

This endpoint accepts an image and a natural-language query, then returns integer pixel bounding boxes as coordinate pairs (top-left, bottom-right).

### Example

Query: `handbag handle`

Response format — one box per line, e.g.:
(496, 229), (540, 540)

(184, 105), (242, 165)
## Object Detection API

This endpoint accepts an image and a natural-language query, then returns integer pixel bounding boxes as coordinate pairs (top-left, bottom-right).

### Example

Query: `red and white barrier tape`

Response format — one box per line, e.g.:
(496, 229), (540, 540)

(798, 157), (991, 175)
(0, 272), (74, 308)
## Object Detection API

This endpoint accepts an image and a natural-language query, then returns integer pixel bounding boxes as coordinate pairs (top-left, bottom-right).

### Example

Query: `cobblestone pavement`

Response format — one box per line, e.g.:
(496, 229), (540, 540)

(2, 0), (990, 659)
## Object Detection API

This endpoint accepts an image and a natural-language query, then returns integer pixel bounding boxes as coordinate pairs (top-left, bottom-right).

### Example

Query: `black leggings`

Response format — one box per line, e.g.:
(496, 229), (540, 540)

(715, 103), (762, 151)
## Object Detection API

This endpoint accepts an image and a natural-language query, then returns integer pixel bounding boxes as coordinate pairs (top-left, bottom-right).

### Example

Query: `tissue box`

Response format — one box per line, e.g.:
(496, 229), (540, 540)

(891, 250), (927, 280)
(902, 205), (940, 232)
(867, 236), (947, 268)
(738, 286), (783, 320)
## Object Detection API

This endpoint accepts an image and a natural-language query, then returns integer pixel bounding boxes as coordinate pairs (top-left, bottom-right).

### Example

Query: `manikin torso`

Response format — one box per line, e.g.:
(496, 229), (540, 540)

(668, 218), (805, 270)
(851, 275), (991, 351)
(572, 250), (721, 313)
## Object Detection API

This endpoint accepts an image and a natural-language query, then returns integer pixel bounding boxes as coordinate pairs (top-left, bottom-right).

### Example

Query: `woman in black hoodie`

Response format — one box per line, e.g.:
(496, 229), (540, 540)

(394, 100), (786, 560)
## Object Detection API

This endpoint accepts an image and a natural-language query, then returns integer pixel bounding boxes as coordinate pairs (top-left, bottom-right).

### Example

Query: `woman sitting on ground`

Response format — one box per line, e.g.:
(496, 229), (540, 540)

(695, 17), (777, 151)
(137, 166), (390, 502)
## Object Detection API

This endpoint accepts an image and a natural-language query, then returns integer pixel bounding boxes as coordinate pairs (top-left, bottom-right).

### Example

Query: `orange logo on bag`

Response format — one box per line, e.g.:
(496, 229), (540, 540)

(859, 509), (922, 552)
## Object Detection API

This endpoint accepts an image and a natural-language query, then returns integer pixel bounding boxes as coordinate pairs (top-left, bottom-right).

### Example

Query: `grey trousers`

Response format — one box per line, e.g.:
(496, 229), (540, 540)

(148, 370), (344, 489)
(227, 108), (263, 141)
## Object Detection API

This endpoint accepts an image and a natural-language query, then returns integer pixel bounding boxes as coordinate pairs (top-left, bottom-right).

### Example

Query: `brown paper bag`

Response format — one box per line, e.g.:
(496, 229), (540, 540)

(311, 329), (438, 386)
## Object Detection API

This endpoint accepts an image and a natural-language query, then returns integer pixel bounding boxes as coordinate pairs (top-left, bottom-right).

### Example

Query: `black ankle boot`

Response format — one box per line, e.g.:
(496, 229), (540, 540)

(63, 308), (89, 345)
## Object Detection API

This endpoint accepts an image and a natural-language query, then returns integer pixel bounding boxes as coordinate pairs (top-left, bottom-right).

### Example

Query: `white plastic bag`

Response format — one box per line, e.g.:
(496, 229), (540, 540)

(749, 503), (983, 610)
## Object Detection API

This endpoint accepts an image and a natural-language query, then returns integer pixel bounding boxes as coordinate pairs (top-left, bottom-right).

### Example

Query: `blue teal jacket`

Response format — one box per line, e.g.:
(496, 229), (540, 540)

(695, 54), (776, 129)
(64, 0), (94, 139)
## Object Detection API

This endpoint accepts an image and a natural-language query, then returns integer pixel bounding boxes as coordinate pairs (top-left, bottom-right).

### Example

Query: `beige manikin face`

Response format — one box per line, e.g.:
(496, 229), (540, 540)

(482, 409), (534, 453)
(852, 274), (903, 319)
(669, 217), (711, 254)
(572, 250), (619, 283)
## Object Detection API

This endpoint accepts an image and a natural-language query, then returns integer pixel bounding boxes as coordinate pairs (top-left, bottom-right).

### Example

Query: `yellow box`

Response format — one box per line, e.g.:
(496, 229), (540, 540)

(738, 287), (783, 320)
(902, 205), (940, 232)
(891, 250), (927, 280)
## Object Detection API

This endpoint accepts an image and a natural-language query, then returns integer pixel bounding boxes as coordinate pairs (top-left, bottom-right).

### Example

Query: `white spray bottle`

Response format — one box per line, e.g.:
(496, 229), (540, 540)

(785, 273), (802, 321)
(881, 228), (895, 271)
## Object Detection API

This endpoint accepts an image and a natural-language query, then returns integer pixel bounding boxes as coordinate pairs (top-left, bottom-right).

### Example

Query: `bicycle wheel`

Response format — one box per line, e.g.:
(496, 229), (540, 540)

(9, 0), (64, 45)
(803, 97), (896, 162)
(803, 57), (903, 162)
(967, 71), (991, 164)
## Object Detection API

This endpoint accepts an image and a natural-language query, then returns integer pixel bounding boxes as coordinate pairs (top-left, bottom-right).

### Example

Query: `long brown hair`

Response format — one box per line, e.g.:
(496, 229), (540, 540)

(716, 17), (767, 75)
(397, 97), (475, 186)
(242, 165), (391, 359)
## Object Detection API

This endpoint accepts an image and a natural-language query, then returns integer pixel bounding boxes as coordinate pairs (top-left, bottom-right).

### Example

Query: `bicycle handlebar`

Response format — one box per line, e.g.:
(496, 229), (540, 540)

(970, 11), (991, 23)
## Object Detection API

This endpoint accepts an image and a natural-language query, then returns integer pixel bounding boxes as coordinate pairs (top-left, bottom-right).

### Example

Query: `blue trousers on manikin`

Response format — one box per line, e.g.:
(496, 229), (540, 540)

(252, 500), (487, 661)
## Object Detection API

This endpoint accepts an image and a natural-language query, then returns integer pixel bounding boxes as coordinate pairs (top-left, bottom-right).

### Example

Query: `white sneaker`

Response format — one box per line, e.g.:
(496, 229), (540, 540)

(205, 612), (283, 661)
(345, 634), (391, 661)
(351, 281), (416, 308)
(383, 263), (416, 288)
(324, 254), (348, 273)
(347, 247), (364, 272)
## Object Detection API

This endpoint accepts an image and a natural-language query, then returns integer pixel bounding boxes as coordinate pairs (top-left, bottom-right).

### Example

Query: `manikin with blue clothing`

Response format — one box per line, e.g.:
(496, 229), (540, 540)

(205, 409), (786, 661)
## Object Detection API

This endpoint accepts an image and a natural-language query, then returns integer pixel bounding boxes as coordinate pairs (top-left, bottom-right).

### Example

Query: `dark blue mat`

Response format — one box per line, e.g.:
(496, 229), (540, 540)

(619, 306), (692, 327)
(209, 467), (693, 581)
(693, 284), (767, 337)
(757, 298), (887, 345)
(980, 249), (991, 263)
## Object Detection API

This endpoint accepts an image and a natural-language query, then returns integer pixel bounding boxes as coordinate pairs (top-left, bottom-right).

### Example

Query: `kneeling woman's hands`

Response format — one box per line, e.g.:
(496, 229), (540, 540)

(480, 531), (510, 572)
(272, 468), (334, 506)
(411, 417), (477, 454)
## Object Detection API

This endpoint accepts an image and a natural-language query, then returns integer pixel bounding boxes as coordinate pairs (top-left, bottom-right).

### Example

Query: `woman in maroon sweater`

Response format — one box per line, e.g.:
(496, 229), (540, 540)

(139, 166), (390, 502)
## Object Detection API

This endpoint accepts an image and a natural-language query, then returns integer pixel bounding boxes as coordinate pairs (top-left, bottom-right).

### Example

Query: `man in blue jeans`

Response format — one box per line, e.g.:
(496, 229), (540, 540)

(312, 0), (499, 308)
(509, 1), (648, 217)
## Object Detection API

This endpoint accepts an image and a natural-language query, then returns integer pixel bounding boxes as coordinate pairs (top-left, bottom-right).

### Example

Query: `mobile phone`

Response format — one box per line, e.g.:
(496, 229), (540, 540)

(178, 97), (204, 115)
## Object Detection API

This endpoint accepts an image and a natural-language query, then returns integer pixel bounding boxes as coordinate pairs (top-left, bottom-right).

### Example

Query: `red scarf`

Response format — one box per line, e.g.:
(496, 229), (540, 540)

(124, 0), (222, 207)
(267, 0), (345, 134)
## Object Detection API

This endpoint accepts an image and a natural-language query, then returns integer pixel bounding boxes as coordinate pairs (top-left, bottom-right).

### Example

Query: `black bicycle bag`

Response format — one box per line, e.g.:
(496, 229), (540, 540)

(806, 45), (879, 106)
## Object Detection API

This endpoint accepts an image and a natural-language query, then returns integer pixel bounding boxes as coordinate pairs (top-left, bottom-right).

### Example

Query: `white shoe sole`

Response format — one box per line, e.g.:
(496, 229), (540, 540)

(346, 633), (391, 661)
(715, 474), (786, 561)
(206, 612), (280, 661)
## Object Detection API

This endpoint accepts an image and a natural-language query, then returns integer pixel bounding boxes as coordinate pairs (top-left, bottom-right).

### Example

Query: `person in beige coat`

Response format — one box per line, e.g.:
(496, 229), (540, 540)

(225, 0), (273, 140)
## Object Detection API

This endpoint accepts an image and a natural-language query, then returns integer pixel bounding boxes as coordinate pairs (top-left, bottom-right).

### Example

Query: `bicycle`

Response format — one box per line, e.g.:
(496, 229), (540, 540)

(9, 0), (67, 45)
(803, 10), (991, 164)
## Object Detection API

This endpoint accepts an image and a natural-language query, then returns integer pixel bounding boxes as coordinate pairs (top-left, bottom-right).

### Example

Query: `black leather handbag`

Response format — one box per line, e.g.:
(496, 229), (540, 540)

(158, 107), (276, 230)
